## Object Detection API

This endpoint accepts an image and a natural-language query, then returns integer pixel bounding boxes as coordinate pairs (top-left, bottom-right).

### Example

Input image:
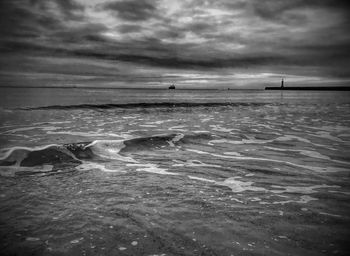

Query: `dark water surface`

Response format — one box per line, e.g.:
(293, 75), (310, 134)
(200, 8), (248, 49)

(0, 88), (350, 255)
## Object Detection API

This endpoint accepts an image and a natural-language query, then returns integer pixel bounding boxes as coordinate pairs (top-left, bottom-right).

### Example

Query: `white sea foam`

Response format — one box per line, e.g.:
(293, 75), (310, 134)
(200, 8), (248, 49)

(275, 135), (311, 144)
(172, 133), (185, 142)
(217, 176), (267, 193)
(127, 163), (179, 175)
(0, 164), (53, 177)
(209, 125), (238, 133)
(230, 198), (244, 203)
(329, 190), (350, 195)
(270, 184), (340, 194)
(139, 124), (158, 128)
(188, 176), (216, 183)
(272, 195), (317, 205)
(0, 126), (59, 136)
(169, 125), (187, 130)
(41, 126), (59, 131)
(223, 152), (243, 157)
(0, 144), (60, 161)
(275, 135), (331, 148)
(186, 149), (209, 155)
(1, 127), (40, 133)
(46, 130), (130, 138)
(255, 123), (282, 132)
(319, 212), (342, 218)
(313, 131), (343, 142)
(167, 133), (185, 147)
(318, 125), (349, 133)
(193, 130), (210, 133)
(145, 120), (169, 125)
(187, 148), (344, 173)
(201, 117), (214, 122)
(264, 146), (330, 160)
(300, 150), (327, 160)
(173, 160), (221, 168)
(0, 124), (32, 130)
(189, 150), (244, 160)
(209, 138), (271, 145)
(75, 162), (126, 173)
(186, 174), (266, 194)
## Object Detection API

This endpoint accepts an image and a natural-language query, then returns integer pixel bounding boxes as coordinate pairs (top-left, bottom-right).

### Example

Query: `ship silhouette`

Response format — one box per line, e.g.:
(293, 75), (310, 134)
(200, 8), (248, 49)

(169, 84), (175, 89)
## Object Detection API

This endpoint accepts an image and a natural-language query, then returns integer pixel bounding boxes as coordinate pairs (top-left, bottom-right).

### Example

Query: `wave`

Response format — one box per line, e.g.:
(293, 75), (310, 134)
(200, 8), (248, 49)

(19, 102), (274, 110)
(0, 133), (201, 175)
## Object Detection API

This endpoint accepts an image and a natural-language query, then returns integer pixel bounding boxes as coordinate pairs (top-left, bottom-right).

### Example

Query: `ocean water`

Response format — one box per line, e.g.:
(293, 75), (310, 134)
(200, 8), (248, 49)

(0, 88), (350, 256)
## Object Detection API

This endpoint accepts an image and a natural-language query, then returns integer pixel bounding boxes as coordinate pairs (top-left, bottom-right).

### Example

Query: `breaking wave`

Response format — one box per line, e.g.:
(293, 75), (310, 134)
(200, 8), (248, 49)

(20, 102), (275, 110)
(0, 133), (200, 175)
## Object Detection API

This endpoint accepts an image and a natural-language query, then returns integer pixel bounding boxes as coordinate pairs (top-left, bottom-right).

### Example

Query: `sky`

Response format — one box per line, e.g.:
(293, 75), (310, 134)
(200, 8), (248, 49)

(0, 0), (349, 89)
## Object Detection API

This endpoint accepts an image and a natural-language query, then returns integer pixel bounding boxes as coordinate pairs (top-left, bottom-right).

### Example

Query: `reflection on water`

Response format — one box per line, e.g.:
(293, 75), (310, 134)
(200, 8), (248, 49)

(0, 89), (350, 255)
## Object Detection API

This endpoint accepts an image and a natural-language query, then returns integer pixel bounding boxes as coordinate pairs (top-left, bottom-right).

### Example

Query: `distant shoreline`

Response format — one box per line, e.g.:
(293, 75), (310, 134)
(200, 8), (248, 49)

(265, 86), (350, 91)
(1, 86), (350, 91)
(0, 86), (257, 90)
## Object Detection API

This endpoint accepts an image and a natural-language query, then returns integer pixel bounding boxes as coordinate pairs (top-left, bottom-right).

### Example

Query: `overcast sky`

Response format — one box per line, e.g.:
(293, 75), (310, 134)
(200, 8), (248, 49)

(0, 0), (349, 89)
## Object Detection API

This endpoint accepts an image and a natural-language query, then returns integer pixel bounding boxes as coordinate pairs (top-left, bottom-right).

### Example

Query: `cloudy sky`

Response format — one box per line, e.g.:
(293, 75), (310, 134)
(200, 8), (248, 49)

(0, 0), (349, 89)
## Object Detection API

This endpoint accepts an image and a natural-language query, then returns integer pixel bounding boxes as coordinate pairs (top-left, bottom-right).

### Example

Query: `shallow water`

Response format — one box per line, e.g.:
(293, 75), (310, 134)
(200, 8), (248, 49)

(0, 88), (350, 255)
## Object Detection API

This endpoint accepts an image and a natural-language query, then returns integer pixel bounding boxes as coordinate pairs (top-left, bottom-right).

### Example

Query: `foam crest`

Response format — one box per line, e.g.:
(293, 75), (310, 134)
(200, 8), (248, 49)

(167, 133), (184, 147)
(0, 144), (60, 162)
(172, 133), (185, 143)
(87, 140), (137, 162)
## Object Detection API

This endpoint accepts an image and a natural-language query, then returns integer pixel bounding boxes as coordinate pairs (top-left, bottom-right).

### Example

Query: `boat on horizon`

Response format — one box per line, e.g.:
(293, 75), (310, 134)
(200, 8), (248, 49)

(169, 84), (175, 89)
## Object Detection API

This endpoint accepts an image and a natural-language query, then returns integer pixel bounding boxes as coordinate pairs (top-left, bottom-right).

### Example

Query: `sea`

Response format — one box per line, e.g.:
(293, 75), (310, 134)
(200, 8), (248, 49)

(0, 87), (349, 256)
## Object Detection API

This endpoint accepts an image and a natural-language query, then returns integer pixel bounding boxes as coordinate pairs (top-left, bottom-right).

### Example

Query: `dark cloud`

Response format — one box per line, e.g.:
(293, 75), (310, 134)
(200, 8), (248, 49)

(117, 24), (143, 34)
(70, 48), (285, 69)
(0, 0), (85, 42)
(52, 23), (109, 44)
(0, 1), (45, 39)
(0, 0), (350, 88)
(250, 0), (350, 23)
(101, 0), (158, 21)
(30, 0), (85, 20)
(53, 0), (84, 19)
